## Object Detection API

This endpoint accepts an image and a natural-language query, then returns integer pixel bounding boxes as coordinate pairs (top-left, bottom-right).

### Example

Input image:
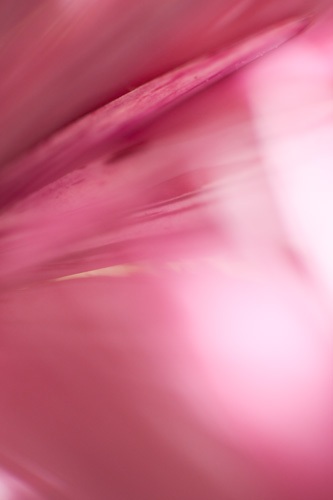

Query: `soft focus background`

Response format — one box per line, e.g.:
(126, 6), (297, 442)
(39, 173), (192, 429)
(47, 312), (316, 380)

(0, 1), (332, 499)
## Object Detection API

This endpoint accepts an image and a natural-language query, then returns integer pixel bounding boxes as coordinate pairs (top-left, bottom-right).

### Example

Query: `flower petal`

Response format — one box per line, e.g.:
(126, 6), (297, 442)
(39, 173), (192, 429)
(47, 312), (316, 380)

(0, 19), (308, 285)
(0, 0), (327, 165)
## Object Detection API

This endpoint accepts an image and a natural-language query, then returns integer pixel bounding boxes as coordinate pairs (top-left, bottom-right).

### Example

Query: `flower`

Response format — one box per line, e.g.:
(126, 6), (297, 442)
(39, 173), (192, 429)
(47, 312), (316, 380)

(0, 2), (332, 499)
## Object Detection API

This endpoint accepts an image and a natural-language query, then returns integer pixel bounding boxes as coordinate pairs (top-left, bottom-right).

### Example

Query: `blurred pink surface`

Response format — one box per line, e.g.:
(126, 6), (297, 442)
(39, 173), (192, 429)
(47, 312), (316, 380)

(0, 0), (329, 165)
(0, 2), (332, 499)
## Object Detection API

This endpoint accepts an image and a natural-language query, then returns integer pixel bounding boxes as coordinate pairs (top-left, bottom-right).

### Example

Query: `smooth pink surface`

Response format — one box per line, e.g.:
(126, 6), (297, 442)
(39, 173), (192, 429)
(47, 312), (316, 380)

(0, 267), (332, 499)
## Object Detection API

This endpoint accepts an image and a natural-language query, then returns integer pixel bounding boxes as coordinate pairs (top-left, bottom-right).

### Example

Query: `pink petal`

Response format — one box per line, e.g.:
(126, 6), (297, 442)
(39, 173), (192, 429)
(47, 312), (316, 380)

(0, 0), (327, 165)
(0, 6), (332, 500)
(0, 19), (309, 285)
